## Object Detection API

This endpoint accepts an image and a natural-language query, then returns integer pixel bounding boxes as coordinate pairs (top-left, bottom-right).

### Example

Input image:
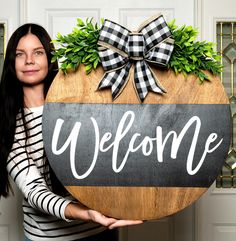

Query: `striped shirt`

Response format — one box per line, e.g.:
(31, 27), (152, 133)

(7, 106), (105, 241)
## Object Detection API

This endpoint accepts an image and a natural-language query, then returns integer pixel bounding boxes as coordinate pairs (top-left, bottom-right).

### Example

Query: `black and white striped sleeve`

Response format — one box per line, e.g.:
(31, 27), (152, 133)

(7, 140), (71, 221)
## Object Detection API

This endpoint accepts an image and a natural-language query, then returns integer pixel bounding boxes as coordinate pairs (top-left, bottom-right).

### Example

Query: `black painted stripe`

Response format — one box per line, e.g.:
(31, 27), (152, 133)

(43, 103), (231, 188)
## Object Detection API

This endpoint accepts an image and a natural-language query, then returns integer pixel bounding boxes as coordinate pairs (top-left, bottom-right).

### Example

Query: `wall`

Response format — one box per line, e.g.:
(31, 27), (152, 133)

(0, 0), (19, 40)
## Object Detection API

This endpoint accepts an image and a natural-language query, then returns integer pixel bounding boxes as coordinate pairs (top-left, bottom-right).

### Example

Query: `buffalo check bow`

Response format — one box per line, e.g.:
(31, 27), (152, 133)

(97, 14), (174, 102)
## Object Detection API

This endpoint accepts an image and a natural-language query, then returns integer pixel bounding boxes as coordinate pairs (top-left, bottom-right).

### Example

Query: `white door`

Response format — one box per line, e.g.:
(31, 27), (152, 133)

(20, 1), (196, 241)
(196, 0), (236, 241)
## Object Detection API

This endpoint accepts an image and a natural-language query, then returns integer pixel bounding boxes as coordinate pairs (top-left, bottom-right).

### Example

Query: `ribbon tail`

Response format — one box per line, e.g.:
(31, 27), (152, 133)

(134, 61), (166, 102)
(98, 63), (132, 100)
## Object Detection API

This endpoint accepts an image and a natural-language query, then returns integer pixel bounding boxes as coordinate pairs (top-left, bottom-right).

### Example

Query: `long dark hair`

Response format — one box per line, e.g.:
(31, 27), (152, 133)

(0, 23), (58, 198)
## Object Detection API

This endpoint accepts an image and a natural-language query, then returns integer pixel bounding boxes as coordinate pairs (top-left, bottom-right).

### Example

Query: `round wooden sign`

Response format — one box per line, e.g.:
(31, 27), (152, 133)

(42, 65), (231, 220)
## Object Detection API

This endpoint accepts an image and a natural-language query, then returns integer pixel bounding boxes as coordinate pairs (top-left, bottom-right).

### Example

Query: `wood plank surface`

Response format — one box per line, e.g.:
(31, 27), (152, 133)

(46, 65), (228, 105)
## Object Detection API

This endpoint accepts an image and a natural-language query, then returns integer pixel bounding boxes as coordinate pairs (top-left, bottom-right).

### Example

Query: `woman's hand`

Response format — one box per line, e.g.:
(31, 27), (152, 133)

(65, 202), (143, 228)
(87, 210), (143, 229)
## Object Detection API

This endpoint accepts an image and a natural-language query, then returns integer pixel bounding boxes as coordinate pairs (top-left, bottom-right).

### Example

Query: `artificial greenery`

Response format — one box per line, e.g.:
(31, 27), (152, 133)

(51, 18), (101, 74)
(52, 18), (222, 82)
(167, 20), (222, 83)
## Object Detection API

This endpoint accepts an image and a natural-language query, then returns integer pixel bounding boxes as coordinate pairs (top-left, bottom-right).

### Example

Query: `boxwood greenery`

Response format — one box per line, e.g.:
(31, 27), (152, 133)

(51, 18), (222, 83)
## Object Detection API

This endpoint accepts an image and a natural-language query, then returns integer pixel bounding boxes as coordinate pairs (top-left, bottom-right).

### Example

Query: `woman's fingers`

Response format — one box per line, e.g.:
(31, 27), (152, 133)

(108, 220), (143, 229)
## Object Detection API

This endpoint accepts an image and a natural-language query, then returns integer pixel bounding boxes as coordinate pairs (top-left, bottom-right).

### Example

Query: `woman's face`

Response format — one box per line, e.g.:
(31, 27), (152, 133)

(15, 33), (48, 86)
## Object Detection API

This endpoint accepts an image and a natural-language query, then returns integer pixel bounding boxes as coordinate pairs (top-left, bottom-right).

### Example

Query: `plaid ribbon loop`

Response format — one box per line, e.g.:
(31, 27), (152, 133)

(98, 14), (174, 102)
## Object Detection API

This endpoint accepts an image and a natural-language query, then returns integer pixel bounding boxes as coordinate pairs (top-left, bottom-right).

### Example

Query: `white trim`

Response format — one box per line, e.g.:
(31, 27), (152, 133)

(211, 183), (236, 195)
(213, 16), (236, 42)
(19, 0), (28, 24)
(194, 0), (203, 40)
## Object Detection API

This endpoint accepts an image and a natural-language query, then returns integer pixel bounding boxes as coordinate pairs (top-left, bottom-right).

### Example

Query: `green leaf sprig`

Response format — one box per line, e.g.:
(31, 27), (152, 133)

(51, 18), (102, 74)
(167, 20), (222, 83)
(52, 18), (222, 83)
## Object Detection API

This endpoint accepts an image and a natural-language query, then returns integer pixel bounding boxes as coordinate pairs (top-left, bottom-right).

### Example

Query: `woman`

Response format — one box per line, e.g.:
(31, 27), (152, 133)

(0, 23), (142, 241)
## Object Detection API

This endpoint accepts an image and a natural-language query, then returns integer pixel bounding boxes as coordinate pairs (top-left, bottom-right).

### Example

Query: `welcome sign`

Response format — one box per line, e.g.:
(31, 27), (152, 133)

(42, 14), (231, 220)
(42, 66), (231, 220)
